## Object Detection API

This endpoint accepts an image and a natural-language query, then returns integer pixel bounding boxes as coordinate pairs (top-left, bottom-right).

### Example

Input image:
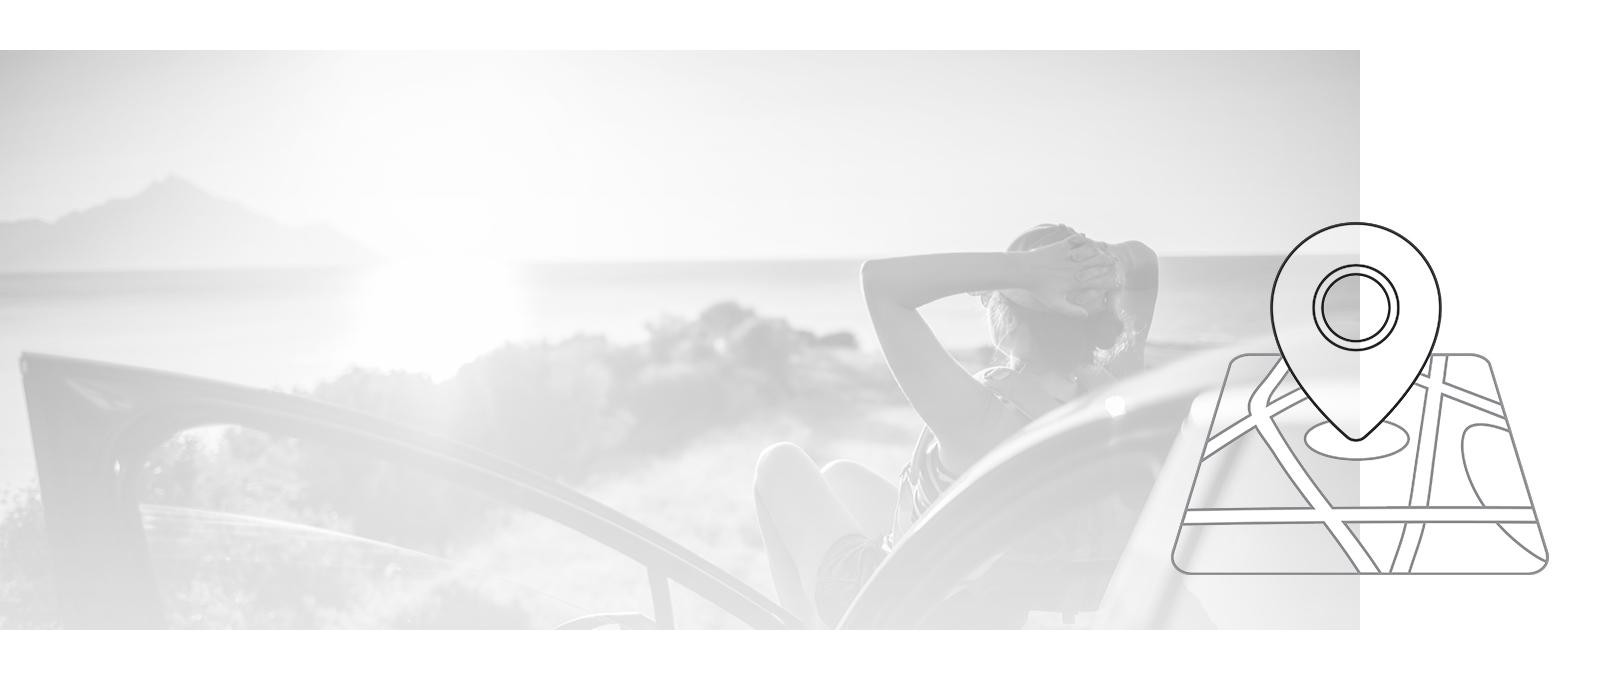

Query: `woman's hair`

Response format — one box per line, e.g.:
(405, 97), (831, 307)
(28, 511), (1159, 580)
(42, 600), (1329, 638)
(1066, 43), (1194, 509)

(986, 224), (1134, 373)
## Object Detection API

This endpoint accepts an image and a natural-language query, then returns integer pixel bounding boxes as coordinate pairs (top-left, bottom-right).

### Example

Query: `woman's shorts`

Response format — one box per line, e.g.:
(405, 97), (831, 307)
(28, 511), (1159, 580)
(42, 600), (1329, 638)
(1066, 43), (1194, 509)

(814, 533), (888, 627)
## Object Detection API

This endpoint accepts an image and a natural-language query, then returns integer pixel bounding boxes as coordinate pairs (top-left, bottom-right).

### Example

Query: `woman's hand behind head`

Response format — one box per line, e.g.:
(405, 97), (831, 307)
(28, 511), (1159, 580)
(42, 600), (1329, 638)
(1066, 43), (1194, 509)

(1013, 236), (1120, 316)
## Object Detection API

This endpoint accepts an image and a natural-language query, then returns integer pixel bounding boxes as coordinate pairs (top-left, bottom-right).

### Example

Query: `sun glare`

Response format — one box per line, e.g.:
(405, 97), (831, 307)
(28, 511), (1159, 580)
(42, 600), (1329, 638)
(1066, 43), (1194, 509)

(347, 260), (528, 379)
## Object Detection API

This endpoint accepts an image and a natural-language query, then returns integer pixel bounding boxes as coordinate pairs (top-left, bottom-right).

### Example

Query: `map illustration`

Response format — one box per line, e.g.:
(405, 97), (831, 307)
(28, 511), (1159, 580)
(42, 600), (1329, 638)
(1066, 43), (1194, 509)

(1172, 354), (1546, 574)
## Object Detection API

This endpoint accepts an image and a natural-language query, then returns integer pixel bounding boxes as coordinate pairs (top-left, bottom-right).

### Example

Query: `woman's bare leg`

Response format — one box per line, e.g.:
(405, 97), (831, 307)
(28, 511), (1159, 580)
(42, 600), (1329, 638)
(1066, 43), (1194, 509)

(753, 442), (862, 628)
(819, 460), (897, 541)
(753, 497), (815, 626)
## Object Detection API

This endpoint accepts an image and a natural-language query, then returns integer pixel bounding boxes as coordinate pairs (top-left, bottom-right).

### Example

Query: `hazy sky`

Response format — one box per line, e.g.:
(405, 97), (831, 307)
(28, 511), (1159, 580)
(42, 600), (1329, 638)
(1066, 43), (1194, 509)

(0, 52), (1356, 260)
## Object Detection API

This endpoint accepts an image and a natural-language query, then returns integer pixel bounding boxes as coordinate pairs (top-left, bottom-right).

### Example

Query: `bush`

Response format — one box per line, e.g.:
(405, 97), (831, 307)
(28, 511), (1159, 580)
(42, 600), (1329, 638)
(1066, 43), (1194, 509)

(291, 300), (873, 477)
(0, 487), (56, 627)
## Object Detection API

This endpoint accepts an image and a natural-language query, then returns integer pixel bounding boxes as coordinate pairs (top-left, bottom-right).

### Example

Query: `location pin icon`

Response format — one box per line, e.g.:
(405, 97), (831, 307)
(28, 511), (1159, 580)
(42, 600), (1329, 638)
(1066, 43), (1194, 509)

(1271, 222), (1441, 441)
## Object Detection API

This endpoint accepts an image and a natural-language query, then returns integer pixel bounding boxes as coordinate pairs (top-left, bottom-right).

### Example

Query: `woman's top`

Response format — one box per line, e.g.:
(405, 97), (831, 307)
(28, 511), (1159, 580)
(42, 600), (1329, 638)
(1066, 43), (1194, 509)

(884, 366), (1037, 549)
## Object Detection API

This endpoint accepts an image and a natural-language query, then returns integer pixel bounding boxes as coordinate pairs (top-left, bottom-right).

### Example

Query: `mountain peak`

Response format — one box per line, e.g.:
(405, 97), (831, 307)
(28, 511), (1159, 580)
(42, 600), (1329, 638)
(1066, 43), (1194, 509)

(109, 174), (248, 218)
(0, 177), (376, 273)
(142, 174), (206, 198)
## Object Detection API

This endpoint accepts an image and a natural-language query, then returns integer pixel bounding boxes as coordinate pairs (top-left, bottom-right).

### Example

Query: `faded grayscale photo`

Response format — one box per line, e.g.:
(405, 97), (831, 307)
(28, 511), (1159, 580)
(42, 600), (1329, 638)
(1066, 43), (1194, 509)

(0, 51), (1358, 628)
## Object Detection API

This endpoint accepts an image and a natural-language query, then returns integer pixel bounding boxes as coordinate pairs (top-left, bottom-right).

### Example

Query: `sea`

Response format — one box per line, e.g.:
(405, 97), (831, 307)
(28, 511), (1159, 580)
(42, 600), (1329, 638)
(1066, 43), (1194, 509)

(0, 255), (1285, 489)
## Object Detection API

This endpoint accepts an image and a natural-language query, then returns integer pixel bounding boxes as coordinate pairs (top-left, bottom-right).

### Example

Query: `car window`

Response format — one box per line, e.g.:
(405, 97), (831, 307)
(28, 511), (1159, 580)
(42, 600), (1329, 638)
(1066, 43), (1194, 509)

(920, 478), (1147, 629)
(846, 419), (1175, 629)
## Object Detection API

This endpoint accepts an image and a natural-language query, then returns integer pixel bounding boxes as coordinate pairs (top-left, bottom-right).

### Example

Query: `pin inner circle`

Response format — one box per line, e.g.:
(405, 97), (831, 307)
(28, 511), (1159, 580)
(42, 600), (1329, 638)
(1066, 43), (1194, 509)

(1313, 265), (1398, 351)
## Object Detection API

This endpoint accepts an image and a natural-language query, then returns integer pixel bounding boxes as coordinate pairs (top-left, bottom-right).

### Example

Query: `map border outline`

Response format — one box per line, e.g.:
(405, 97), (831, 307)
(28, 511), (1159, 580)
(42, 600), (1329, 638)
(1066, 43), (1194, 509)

(1170, 352), (1548, 575)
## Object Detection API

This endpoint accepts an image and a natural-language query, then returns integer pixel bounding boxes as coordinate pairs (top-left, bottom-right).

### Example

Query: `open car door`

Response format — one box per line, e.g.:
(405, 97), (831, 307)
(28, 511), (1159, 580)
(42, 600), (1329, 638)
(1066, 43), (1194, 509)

(20, 352), (800, 629)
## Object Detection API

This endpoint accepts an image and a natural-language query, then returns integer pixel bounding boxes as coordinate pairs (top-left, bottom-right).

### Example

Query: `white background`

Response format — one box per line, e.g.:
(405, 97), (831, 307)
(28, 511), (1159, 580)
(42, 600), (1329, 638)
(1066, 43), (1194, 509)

(3, 2), (1596, 684)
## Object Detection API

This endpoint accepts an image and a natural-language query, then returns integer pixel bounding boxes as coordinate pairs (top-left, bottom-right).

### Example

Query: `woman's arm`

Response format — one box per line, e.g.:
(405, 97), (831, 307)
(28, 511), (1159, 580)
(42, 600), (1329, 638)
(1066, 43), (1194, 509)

(862, 242), (1113, 455)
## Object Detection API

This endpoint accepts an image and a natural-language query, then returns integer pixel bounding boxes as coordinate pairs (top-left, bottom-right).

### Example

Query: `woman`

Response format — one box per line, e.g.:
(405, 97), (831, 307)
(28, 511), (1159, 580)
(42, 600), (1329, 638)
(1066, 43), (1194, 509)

(753, 224), (1158, 627)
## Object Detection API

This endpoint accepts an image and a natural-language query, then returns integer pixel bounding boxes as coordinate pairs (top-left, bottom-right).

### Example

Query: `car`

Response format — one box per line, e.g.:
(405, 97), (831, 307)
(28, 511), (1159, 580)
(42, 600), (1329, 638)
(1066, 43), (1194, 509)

(17, 344), (1354, 629)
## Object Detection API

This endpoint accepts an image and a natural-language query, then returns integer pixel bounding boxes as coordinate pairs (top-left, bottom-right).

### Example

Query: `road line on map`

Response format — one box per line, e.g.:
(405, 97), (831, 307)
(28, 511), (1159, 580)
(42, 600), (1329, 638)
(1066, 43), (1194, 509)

(1392, 357), (1448, 573)
(1247, 361), (1379, 573)
(1182, 506), (1537, 525)
(1202, 389), (1307, 459)
(1414, 375), (1505, 419)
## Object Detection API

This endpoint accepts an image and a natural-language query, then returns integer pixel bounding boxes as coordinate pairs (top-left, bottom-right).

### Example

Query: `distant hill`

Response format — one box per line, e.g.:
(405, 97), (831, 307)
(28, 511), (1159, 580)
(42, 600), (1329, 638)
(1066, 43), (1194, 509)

(0, 177), (377, 273)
